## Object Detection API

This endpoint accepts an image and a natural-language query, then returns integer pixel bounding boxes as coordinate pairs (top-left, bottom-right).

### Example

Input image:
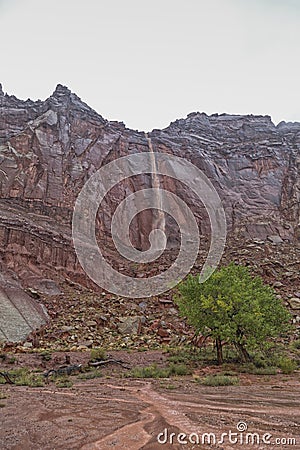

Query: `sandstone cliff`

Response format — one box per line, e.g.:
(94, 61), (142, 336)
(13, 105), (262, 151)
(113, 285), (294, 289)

(0, 83), (299, 340)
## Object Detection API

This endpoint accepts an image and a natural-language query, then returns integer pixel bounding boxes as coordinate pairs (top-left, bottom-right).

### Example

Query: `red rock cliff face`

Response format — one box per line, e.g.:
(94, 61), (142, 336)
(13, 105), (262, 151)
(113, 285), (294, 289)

(0, 84), (299, 286)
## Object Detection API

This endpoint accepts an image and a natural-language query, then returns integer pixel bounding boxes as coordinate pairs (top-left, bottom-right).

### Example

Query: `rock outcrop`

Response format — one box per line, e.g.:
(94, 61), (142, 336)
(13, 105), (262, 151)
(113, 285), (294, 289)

(0, 83), (299, 341)
(0, 271), (48, 342)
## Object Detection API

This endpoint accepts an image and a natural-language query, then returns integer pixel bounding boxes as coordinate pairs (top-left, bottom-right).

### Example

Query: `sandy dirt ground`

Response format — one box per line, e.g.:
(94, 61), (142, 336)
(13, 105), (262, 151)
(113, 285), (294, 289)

(0, 351), (299, 450)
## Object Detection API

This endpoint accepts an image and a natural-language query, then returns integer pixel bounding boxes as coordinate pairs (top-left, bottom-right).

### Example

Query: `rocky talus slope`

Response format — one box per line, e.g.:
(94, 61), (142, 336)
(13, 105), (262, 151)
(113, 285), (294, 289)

(0, 84), (299, 345)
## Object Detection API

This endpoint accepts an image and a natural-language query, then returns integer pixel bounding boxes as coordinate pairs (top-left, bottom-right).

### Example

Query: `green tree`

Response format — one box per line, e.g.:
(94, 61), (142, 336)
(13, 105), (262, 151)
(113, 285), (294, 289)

(175, 263), (292, 364)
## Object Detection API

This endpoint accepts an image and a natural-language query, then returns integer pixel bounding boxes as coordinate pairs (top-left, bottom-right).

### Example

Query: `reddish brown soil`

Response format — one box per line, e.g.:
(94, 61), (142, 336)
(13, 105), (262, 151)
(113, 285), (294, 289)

(0, 351), (299, 450)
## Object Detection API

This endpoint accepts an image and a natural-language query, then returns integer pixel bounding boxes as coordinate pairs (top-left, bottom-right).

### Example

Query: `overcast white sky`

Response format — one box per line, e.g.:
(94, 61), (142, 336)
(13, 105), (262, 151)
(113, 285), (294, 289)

(0, 0), (299, 131)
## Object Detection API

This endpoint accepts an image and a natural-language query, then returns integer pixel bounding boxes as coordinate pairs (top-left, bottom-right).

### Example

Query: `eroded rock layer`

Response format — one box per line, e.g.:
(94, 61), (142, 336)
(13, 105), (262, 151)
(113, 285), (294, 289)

(0, 83), (299, 341)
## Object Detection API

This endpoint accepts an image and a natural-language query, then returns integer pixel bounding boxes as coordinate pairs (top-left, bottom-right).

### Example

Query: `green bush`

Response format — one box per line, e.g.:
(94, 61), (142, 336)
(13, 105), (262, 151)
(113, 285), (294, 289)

(55, 376), (73, 388)
(200, 374), (240, 386)
(127, 363), (190, 379)
(128, 364), (170, 378)
(7, 356), (17, 364)
(39, 351), (52, 361)
(237, 363), (256, 373)
(220, 370), (237, 376)
(167, 345), (216, 366)
(252, 354), (268, 368)
(291, 340), (300, 350)
(276, 357), (297, 374)
(1, 368), (45, 387)
(90, 347), (107, 362)
(237, 363), (277, 375)
(168, 363), (191, 376)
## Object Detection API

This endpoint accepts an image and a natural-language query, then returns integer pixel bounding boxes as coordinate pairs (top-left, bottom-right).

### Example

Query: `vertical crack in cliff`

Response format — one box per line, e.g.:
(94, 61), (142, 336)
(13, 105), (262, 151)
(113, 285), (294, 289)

(145, 133), (166, 238)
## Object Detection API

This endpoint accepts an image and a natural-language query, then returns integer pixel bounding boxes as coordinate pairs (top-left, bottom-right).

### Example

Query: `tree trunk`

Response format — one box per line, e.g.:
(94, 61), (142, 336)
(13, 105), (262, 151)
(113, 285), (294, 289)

(216, 336), (223, 365)
(234, 341), (251, 363)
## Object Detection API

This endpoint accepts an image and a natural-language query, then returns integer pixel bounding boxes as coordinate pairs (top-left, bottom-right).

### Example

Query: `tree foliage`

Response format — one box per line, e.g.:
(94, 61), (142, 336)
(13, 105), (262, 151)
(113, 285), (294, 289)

(175, 263), (292, 364)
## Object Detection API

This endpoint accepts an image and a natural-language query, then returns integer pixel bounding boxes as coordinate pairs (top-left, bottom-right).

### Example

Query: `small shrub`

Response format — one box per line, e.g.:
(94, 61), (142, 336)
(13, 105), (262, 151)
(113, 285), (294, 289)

(291, 340), (300, 350)
(252, 354), (268, 368)
(78, 370), (103, 380)
(167, 346), (211, 366)
(128, 362), (191, 379)
(55, 376), (73, 388)
(13, 368), (44, 387)
(276, 357), (297, 374)
(237, 363), (278, 375)
(220, 370), (237, 377)
(7, 356), (17, 365)
(200, 375), (240, 386)
(128, 364), (170, 379)
(40, 351), (52, 361)
(90, 348), (107, 362)
(237, 363), (256, 373)
(0, 368), (44, 387)
(168, 363), (191, 376)
(137, 347), (148, 352)
(251, 367), (277, 375)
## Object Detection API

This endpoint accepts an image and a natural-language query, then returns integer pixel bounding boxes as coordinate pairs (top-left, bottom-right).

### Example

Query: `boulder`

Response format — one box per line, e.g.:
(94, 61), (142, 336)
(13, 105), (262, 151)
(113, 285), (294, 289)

(0, 273), (48, 342)
(288, 298), (300, 310)
(267, 235), (284, 244)
(118, 316), (142, 335)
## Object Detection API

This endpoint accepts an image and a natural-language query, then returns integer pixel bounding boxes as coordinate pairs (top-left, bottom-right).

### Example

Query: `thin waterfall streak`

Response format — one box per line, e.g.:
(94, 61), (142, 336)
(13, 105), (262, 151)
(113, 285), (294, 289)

(145, 133), (166, 233)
